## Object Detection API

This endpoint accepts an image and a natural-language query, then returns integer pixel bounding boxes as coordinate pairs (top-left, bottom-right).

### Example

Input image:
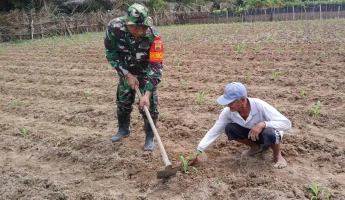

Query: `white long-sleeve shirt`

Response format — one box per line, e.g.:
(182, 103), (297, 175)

(197, 98), (292, 152)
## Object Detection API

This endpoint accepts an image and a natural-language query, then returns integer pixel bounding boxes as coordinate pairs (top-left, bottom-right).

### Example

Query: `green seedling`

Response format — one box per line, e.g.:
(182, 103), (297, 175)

(310, 100), (321, 119)
(254, 44), (261, 53)
(237, 43), (247, 53)
(17, 128), (29, 138)
(300, 88), (306, 97)
(308, 181), (321, 200)
(313, 59), (320, 65)
(216, 179), (223, 185)
(0, 163), (4, 168)
(175, 57), (180, 67)
(9, 99), (21, 108)
(336, 47), (343, 54)
(272, 72), (281, 81)
(86, 90), (92, 97)
(180, 79), (186, 89)
(246, 71), (252, 81)
(10, 64), (17, 69)
(322, 186), (330, 200)
(179, 151), (201, 174)
(195, 91), (205, 105)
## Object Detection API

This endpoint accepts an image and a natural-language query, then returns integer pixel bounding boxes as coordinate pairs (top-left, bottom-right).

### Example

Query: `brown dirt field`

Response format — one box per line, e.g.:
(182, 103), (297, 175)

(1, 19), (345, 200)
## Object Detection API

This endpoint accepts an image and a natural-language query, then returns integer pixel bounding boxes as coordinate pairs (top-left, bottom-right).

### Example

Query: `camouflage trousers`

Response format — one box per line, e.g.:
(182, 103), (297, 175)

(116, 75), (159, 120)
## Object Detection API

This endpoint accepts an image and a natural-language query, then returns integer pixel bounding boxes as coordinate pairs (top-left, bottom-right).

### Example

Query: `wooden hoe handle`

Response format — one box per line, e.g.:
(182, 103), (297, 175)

(134, 86), (172, 167)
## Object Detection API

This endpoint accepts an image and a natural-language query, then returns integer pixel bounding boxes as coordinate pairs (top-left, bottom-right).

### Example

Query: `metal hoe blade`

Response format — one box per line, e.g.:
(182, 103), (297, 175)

(157, 165), (180, 179)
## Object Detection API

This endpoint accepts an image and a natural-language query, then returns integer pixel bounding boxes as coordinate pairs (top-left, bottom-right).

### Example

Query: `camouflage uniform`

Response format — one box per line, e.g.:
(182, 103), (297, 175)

(104, 5), (163, 120)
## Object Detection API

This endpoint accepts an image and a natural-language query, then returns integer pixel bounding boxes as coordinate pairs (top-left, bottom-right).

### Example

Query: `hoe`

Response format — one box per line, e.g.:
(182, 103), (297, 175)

(135, 86), (179, 179)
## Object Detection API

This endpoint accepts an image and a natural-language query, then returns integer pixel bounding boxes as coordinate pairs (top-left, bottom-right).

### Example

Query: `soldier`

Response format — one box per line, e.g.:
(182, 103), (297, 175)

(104, 3), (163, 151)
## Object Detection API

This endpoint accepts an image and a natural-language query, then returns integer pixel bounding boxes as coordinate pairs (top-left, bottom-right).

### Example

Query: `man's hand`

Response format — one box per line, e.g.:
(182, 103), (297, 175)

(125, 73), (139, 90)
(248, 122), (265, 141)
(188, 151), (201, 166)
(140, 91), (151, 109)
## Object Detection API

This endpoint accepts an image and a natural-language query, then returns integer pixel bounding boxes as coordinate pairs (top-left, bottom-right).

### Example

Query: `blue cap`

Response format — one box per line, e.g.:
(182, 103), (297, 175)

(216, 82), (247, 106)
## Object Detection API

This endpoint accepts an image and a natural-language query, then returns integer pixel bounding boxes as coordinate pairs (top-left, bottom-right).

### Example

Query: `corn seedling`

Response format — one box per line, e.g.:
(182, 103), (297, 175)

(216, 179), (223, 185)
(246, 71), (252, 81)
(300, 88), (306, 97)
(86, 90), (92, 97)
(336, 47), (343, 54)
(175, 57), (180, 67)
(0, 163), (4, 168)
(322, 186), (330, 200)
(195, 91), (205, 105)
(17, 128), (29, 138)
(272, 72), (281, 81)
(180, 79), (186, 89)
(310, 100), (321, 119)
(308, 181), (321, 200)
(179, 151), (201, 173)
(237, 43), (247, 53)
(9, 99), (21, 108)
(10, 64), (17, 69)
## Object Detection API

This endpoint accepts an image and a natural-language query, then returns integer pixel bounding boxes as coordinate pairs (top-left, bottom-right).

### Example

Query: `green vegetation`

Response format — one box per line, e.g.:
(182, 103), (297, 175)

(272, 72), (281, 81)
(310, 100), (321, 119)
(300, 88), (306, 97)
(195, 91), (206, 105)
(9, 99), (21, 109)
(308, 181), (331, 200)
(179, 151), (201, 173)
(17, 128), (29, 138)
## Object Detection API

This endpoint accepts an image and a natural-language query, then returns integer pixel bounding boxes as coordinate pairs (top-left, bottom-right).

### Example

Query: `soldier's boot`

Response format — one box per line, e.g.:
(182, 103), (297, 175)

(110, 110), (131, 142)
(143, 118), (155, 151)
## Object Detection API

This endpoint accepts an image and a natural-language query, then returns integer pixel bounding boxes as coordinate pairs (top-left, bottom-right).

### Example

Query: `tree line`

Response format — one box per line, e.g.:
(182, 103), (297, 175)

(1, 0), (344, 15)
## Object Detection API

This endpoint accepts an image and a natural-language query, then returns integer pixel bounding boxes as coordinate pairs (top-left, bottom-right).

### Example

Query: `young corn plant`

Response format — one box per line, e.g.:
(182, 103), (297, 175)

(300, 88), (306, 97)
(195, 91), (205, 105)
(17, 128), (29, 138)
(308, 181), (321, 200)
(272, 72), (281, 81)
(310, 100), (321, 119)
(179, 151), (201, 173)
(246, 71), (252, 81)
(322, 186), (330, 200)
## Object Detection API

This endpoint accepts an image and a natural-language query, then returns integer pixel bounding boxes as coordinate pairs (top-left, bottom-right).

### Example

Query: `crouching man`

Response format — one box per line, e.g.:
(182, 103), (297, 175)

(190, 82), (292, 168)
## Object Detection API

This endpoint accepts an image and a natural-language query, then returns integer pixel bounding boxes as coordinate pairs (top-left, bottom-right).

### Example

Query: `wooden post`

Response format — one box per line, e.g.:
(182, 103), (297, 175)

(319, 4), (322, 19)
(31, 20), (34, 40)
(293, 6), (295, 20)
(338, 6), (340, 19)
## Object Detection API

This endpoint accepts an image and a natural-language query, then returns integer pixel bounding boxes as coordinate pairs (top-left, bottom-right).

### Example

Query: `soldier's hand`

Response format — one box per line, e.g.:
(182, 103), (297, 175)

(140, 92), (151, 109)
(125, 73), (139, 90)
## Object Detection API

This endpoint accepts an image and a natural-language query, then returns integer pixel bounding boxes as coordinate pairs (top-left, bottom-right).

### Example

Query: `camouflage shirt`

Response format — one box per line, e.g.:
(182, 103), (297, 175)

(104, 16), (163, 92)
